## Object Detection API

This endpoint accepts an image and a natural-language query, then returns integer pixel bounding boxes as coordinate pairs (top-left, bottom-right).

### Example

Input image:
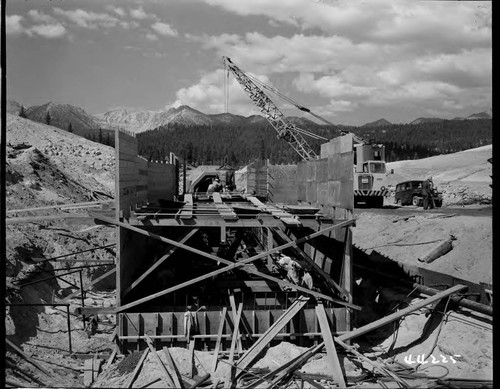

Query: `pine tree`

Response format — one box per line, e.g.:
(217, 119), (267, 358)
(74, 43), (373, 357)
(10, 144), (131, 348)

(19, 105), (27, 118)
(46, 111), (51, 125)
(98, 128), (103, 143)
(68, 122), (73, 133)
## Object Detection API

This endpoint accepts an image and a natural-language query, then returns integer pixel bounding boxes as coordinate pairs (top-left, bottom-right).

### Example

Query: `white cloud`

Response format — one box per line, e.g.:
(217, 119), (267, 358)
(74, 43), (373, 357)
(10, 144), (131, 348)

(130, 6), (153, 20)
(151, 22), (178, 37)
(106, 6), (126, 17)
(53, 8), (119, 29)
(29, 23), (67, 39)
(6, 15), (25, 35)
(7, 14), (66, 39)
(170, 69), (271, 116)
(146, 33), (159, 41)
(27, 10), (56, 24)
(201, 0), (490, 50)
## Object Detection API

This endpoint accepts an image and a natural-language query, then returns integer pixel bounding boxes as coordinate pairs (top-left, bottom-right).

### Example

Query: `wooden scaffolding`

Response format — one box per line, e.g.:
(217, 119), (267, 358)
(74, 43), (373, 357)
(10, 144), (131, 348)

(94, 130), (358, 353)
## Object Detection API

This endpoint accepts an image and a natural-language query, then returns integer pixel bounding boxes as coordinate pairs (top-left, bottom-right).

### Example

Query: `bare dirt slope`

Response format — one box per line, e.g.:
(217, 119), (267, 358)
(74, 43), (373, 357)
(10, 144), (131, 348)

(353, 209), (492, 284)
(386, 145), (492, 205)
(6, 114), (117, 387)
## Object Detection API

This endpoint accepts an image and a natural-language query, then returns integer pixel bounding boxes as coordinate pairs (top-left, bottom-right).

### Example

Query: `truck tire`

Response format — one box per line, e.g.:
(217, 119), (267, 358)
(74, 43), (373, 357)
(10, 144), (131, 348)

(412, 195), (420, 207)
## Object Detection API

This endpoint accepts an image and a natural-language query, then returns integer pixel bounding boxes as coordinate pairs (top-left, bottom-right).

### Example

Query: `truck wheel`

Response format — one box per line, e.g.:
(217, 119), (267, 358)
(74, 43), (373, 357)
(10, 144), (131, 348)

(412, 196), (420, 207)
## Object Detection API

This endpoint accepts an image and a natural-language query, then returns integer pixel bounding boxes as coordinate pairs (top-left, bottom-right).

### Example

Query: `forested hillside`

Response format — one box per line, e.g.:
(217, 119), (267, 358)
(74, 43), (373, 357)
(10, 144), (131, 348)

(136, 118), (491, 166)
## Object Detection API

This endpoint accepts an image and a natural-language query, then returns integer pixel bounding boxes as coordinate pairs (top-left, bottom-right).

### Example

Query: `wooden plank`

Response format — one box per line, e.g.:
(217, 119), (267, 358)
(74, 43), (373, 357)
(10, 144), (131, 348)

(83, 358), (93, 386)
(188, 339), (196, 379)
(163, 346), (185, 389)
(245, 342), (324, 389)
(246, 196), (295, 219)
(144, 334), (176, 388)
(338, 284), (468, 342)
(235, 296), (309, 375)
(228, 294), (243, 354)
(211, 307), (227, 373)
(60, 268), (116, 303)
(342, 226), (353, 333)
(179, 194), (194, 219)
(92, 353), (101, 381)
(5, 338), (51, 377)
(106, 345), (119, 369)
(315, 303), (346, 387)
(89, 214), (358, 312)
(125, 349), (150, 388)
(191, 373), (211, 389)
(212, 193), (238, 220)
(334, 338), (409, 387)
(122, 228), (199, 297)
(224, 303), (243, 389)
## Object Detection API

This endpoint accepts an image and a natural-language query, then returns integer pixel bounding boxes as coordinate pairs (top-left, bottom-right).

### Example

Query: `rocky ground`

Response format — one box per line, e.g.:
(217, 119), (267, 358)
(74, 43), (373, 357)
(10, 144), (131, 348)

(5, 113), (492, 387)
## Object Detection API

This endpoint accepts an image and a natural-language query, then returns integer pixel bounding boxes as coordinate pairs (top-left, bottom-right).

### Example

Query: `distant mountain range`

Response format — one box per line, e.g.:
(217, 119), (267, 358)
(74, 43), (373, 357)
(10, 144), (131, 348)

(6, 99), (492, 135)
(362, 118), (392, 127)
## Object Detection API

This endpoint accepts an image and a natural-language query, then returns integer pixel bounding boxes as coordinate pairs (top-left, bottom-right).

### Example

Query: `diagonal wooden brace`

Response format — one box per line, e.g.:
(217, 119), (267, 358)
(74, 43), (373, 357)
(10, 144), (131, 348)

(270, 227), (349, 300)
(90, 213), (357, 311)
(122, 228), (199, 297)
(236, 295), (310, 375)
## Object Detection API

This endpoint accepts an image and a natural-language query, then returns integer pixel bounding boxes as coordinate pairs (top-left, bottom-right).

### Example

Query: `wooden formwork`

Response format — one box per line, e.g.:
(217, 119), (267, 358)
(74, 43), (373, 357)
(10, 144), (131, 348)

(107, 130), (357, 353)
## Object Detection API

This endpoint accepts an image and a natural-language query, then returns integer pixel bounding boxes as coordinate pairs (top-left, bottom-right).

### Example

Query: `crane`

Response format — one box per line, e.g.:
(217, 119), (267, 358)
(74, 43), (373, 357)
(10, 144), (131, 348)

(223, 57), (391, 207)
(223, 56), (329, 161)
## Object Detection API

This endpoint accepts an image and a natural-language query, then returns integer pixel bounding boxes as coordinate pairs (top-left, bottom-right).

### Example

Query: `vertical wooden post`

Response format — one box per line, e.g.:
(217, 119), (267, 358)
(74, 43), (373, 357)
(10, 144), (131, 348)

(342, 224), (353, 336)
(267, 228), (274, 270)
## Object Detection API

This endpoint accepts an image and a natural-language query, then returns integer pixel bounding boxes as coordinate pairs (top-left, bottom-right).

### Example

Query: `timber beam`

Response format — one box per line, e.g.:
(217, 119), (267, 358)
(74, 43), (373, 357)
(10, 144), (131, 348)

(89, 213), (357, 312)
(121, 228), (199, 298)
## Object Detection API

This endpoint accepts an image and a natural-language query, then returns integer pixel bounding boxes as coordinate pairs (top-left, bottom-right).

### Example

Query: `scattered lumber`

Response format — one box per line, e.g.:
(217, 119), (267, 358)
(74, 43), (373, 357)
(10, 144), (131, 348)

(125, 348), (150, 388)
(315, 302), (346, 387)
(211, 307), (227, 373)
(144, 335), (176, 388)
(163, 346), (185, 388)
(83, 358), (93, 387)
(224, 302), (243, 388)
(191, 373), (211, 388)
(59, 268), (116, 303)
(338, 284), (467, 342)
(105, 346), (118, 369)
(334, 338), (409, 388)
(236, 296), (310, 375)
(243, 343), (324, 389)
(5, 338), (51, 378)
(139, 377), (162, 388)
(293, 372), (327, 389)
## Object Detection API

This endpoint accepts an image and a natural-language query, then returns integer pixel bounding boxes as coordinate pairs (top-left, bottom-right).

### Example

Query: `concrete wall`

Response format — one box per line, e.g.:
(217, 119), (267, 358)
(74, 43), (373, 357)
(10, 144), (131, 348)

(268, 164), (297, 203)
(147, 161), (176, 204)
(299, 134), (354, 211)
(115, 129), (178, 304)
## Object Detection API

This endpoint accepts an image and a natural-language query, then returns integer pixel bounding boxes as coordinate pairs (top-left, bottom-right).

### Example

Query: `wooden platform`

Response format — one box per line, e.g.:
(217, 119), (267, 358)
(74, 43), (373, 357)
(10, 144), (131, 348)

(131, 195), (323, 228)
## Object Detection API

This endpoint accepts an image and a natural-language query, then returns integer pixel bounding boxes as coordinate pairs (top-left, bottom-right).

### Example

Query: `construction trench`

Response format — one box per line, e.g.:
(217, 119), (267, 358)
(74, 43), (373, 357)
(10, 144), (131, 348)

(6, 130), (493, 388)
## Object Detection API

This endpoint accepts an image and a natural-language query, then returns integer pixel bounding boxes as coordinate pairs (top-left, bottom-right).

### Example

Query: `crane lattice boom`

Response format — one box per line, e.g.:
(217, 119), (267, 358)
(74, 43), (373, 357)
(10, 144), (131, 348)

(223, 56), (318, 161)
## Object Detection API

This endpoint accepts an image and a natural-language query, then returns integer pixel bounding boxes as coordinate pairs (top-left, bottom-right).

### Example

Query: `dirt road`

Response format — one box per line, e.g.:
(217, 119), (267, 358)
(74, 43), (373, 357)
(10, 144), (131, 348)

(355, 203), (492, 218)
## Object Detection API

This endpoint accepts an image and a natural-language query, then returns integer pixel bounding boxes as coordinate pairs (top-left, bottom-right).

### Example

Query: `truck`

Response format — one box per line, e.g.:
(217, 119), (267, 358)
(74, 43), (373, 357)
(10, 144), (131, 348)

(352, 139), (391, 207)
(223, 56), (391, 207)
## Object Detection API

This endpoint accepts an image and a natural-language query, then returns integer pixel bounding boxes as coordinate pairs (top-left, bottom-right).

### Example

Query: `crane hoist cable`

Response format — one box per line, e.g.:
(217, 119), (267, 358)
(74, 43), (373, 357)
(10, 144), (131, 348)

(224, 57), (367, 146)
(223, 56), (328, 161)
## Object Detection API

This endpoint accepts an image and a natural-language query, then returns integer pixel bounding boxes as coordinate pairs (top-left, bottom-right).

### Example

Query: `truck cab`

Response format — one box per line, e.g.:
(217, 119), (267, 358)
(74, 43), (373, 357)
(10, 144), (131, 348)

(353, 144), (390, 207)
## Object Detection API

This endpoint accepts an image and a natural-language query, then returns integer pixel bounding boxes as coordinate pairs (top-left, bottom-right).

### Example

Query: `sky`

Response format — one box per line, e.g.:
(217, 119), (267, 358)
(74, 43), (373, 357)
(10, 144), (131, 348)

(5, 0), (492, 126)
